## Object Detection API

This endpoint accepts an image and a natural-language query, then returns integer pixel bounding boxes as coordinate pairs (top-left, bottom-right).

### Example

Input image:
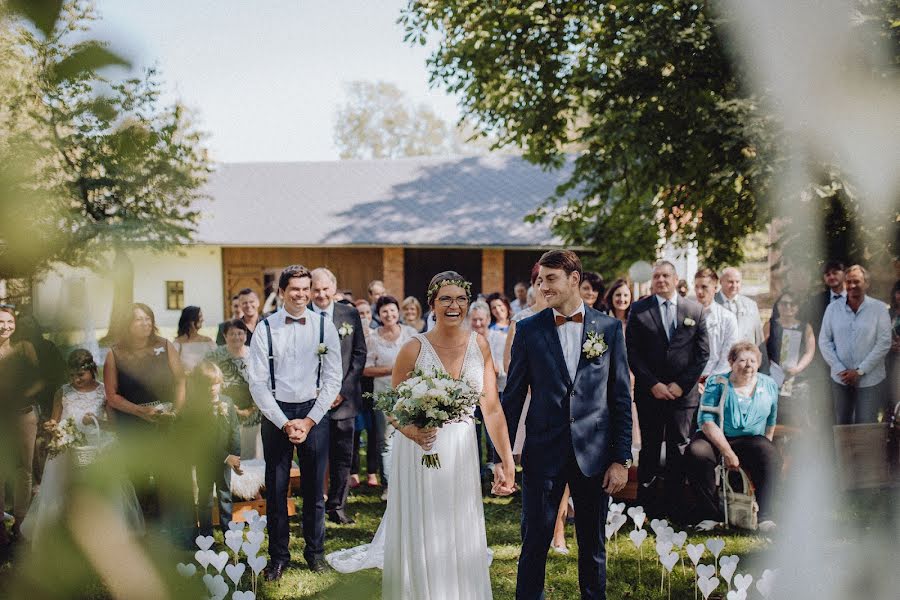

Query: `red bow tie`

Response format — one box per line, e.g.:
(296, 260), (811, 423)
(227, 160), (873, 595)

(555, 313), (584, 326)
(285, 316), (306, 325)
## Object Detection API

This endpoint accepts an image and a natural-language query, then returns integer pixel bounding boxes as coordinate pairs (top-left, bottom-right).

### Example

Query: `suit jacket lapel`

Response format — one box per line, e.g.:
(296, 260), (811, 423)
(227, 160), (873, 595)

(573, 310), (596, 380)
(539, 309), (572, 386)
(673, 300), (689, 340)
(648, 299), (669, 347)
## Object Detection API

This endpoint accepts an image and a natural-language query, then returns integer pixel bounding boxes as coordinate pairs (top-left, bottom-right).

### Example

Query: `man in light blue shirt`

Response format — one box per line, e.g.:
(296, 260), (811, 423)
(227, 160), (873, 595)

(819, 265), (892, 424)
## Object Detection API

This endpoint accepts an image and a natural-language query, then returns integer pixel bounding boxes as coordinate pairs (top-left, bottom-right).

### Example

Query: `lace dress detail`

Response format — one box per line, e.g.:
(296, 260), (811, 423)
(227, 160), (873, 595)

(59, 384), (106, 432)
(327, 332), (494, 599)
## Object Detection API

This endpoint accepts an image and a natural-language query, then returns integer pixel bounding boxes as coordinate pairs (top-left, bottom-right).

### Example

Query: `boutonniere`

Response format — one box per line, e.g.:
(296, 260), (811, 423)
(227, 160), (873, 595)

(317, 343), (328, 356)
(582, 330), (608, 359)
(683, 317), (696, 327)
(153, 346), (165, 356)
(339, 322), (354, 338)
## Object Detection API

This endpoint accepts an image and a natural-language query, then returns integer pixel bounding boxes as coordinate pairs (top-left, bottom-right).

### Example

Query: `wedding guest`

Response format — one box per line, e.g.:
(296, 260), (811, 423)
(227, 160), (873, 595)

(350, 298), (380, 489)
(694, 268), (739, 386)
(206, 319), (261, 459)
(310, 268), (367, 525)
(820, 265), (892, 424)
(486, 292), (513, 333)
(716, 267), (764, 346)
(185, 361), (242, 537)
(580, 271), (606, 311)
(247, 265), (343, 578)
(173, 306), (216, 374)
(677, 279), (689, 298)
(364, 295), (417, 495)
(0, 306), (44, 542)
(604, 278), (632, 327)
(764, 291), (816, 425)
(685, 341), (780, 532)
(889, 281), (900, 412)
(12, 314), (66, 424)
(216, 294), (243, 345)
(468, 301), (507, 475)
(367, 280), (386, 328)
(800, 260), (846, 338)
(627, 261), (709, 517)
(510, 281), (529, 315)
(400, 296), (426, 332)
(237, 288), (263, 345)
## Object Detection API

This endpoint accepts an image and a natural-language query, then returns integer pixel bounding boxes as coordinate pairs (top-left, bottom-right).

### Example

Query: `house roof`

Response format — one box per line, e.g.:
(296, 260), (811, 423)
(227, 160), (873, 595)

(196, 155), (571, 247)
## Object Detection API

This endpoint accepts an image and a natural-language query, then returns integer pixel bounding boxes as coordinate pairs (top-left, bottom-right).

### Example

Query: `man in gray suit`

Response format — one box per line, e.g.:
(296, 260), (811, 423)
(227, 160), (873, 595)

(311, 268), (367, 524)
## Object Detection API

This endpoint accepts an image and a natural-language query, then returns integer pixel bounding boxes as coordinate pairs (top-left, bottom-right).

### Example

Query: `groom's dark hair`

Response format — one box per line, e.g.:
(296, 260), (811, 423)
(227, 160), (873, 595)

(539, 250), (582, 283)
(278, 264), (311, 291)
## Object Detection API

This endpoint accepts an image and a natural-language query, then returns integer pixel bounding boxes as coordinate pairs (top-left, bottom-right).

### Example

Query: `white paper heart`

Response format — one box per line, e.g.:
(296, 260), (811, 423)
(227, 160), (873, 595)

(195, 535), (215, 551)
(686, 543), (705, 566)
(626, 506), (639, 518)
(632, 511), (646, 530)
(733, 573), (753, 591)
(225, 530), (244, 554)
(210, 551), (229, 573)
(706, 537), (726, 558)
(655, 540), (673, 557)
(245, 509), (259, 522)
(721, 559), (738, 585)
(211, 575), (229, 600)
(720, 554), (740, 568)
(610, 502), (625, 514)
(727, 590), (747, 600)
(195, 549), (212, 569)
(202, 573), (215, 593)
(697, 564), (716, 580)
(650, 518), (666, 535)
(247, 554), (267, 575)
(242, 540), (262, 558)
(671, 531), (688, 549)
(176, 562), (197, 577)
(225, 562), (246, 586)
(661, 551), (679, 572)
(249, 516), (267, 532)
(660, 525), (675, 540)
(246, 530), (265, 546)
(228, 520), (245, 532)
(756, 569), (776, 598)
(233, 592), (256, 600)
(605, 523), (615, 539)
(629, 528), (648, 548)
(698, 576), (720, 599)
(612, 513), (627, 532)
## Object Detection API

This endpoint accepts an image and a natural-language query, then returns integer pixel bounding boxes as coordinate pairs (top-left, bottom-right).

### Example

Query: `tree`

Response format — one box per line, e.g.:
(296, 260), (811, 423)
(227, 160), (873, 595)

(1, 1), (211, 334)
(400, 1), (897, 276)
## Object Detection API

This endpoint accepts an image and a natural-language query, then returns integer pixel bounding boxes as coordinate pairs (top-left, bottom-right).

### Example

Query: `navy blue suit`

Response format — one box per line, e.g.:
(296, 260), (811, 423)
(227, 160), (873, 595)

(504, 306), (632, 600)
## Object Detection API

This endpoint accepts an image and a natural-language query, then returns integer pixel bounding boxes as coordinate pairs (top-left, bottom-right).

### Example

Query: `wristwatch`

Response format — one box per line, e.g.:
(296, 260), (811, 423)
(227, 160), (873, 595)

(619, 458), (633, 469)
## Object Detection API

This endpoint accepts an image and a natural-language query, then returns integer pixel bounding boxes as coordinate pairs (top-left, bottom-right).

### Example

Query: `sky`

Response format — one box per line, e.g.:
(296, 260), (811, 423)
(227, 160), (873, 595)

(91, 0), (461, 163)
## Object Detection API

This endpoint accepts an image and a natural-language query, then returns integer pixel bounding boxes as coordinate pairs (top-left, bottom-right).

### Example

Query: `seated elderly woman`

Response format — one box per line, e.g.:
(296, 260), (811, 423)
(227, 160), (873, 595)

(685, 341), (782, 532)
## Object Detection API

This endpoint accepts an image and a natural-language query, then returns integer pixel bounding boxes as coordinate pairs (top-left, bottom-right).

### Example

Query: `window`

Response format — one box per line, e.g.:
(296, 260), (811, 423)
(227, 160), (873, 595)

(166, 281), (185, 310)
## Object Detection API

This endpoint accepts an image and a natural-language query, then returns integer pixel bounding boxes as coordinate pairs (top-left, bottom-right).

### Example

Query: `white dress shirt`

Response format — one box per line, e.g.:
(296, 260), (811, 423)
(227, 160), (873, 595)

(314, 301), (335, 321)
(819, 295), (892, 388)
(701, 302), (739, 376)
(553, 302), (586, 382)
(655, 294), (679, 339)
(247, 306), (343, 430)
(718, 293), (763, 345)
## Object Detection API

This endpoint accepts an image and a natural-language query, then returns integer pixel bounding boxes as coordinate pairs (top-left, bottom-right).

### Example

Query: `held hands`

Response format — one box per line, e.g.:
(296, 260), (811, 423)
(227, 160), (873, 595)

(602, 462), (629, 495)
(650, 382), (676, 400)
(491, 461), (516, 496)
(226, 454), (243, 475)
(284, 417), (315, 444)
(838, 369), (861, 386)
(401, 425), (437, 451)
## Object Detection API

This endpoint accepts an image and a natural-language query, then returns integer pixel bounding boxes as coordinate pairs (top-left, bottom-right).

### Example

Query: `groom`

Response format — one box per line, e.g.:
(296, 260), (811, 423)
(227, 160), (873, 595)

(504, 250), (633, 600)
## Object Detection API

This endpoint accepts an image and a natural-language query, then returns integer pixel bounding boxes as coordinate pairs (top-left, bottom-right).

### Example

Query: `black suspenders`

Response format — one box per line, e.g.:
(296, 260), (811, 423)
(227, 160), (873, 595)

(316, 311), (325, 393)
(262, 312), (326, 400)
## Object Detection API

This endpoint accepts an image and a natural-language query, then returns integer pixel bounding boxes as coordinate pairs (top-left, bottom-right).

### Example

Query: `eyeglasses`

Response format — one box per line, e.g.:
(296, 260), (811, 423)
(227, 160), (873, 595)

(437, 295), (469, 308)
(0, 303), (15, 309)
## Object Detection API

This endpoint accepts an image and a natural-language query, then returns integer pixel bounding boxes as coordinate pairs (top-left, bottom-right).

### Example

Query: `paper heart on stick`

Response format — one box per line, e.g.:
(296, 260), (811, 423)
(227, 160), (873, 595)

(686, 543), (705, 565)
(626, 506), (640, 518)
(611, 513), (627, 532)
(195, 549), (212, 569)
(733, 573), (753, 591)
(706, 538), (726, 558)
(233, 592), (256, 600)
(661, 551), (679, 572)
(659, 526), (675, 541)
(203, 574), (227, 596)
(228, 520), (245, 532)
(698, 576), (720, 599)
(655, 540), (673, 557)
(650, 518), (667, 535)
(696, 564), (716, 580)
(720, 555), (740, 567)
(671, 530), (687, 549)
(605, 523), (615, 540)
(246, 530), (265, 546)
(176, 562), (196, 577)
(210, 551), (229, 574)
(721, 559), (738, 585)
(195, 535), (215, 551)
(225, 562), (246, 586)
(629, 528), (647, 549)
(225, 530), (244, 554)
(242, 540), (261, 558)
(247, 554), (267, 575)
(632, 511), (646, 530)
(756, 569), (776, 598)
(248, 516), (267, 532)
(610, 502), (625, 514)
(726, 590), (747, 600)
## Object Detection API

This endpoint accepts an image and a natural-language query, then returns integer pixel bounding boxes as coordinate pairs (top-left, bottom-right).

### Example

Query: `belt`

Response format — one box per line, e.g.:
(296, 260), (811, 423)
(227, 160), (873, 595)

(276, 398), (316, 407)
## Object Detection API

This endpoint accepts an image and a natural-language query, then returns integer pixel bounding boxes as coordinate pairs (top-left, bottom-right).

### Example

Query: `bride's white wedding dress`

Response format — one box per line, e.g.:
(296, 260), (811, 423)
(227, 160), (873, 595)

(327, 332), (493, 599)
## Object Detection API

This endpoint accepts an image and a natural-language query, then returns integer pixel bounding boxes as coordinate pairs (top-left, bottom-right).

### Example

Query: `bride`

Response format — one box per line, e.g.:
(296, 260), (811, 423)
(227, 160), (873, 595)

(327, 271), (516, 599)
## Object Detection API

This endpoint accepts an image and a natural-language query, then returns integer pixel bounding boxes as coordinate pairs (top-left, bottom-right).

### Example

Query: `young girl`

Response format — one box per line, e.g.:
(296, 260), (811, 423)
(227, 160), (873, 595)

(20, 349), (144, 543)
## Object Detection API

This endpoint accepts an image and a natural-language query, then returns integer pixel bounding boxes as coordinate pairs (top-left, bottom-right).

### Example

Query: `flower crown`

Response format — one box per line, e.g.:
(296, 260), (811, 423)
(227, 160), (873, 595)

(70, 359), (97, 373)
(426, 278), (472, 304)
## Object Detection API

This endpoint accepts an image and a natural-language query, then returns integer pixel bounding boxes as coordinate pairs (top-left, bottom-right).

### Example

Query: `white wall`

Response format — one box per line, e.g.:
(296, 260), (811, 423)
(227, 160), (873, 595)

(33, 245), (223, 336)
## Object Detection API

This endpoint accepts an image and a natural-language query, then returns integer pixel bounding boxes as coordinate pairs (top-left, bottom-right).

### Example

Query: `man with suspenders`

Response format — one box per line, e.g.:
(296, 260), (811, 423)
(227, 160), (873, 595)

(248, 265), (343, 579)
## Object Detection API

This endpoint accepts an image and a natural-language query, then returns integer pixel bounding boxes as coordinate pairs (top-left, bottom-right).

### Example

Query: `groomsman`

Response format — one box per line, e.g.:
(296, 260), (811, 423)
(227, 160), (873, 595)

(627, 261), (709, 517)
(248, 265), (343, 578)
(310, 268), (367, 525)
(801, 260), (846, 338)
(715, 267), (763, 345)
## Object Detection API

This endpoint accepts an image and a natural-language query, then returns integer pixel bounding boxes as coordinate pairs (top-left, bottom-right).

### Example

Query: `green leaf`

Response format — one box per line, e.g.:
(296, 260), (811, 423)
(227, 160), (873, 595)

(7, 0), (64, 38)
(52, 42), (130, 84)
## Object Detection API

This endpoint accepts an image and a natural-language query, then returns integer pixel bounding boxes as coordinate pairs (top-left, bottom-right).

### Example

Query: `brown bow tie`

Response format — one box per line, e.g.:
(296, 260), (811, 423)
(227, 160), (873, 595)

(285, 316), (306, 325)
(555, 312), (584, 326)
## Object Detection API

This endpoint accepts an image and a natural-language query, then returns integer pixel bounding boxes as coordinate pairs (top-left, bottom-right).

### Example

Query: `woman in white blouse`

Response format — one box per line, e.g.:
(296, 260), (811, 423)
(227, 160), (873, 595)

(363, 295), (417, 496)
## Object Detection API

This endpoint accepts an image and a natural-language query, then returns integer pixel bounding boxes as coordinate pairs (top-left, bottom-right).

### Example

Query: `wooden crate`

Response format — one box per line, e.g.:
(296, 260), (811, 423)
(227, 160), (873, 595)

(833, 423), (891, 490)
(215, 465), (301, 524)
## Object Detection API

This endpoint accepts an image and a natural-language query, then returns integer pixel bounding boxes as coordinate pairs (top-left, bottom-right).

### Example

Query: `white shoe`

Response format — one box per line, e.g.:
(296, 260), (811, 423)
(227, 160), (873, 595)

(694, 519), (719, 532)
(758, 520), (777, 533)
(551, 545), (570, 555)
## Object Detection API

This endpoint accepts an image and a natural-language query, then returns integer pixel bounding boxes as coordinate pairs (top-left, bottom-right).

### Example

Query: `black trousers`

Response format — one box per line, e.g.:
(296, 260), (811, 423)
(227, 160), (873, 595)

(261, 400), (330, 565)
(517, 441), (609, 600)
(196, 464), (233, 536)
(326, 416), (355, 515)
(684, 432), (782, 521)
(634, 395), (697, 516)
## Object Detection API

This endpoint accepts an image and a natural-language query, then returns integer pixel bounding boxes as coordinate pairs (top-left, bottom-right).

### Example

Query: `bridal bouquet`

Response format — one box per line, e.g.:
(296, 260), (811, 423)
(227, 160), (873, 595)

(41, 418), (86, 459)
(371, 367), (482, 469)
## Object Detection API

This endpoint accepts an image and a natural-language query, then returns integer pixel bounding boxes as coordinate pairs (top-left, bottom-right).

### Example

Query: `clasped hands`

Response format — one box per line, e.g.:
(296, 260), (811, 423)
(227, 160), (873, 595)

(284, 417), (316, 444)
(650, 381), (683, 400)
(838, 369), (861, 386)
